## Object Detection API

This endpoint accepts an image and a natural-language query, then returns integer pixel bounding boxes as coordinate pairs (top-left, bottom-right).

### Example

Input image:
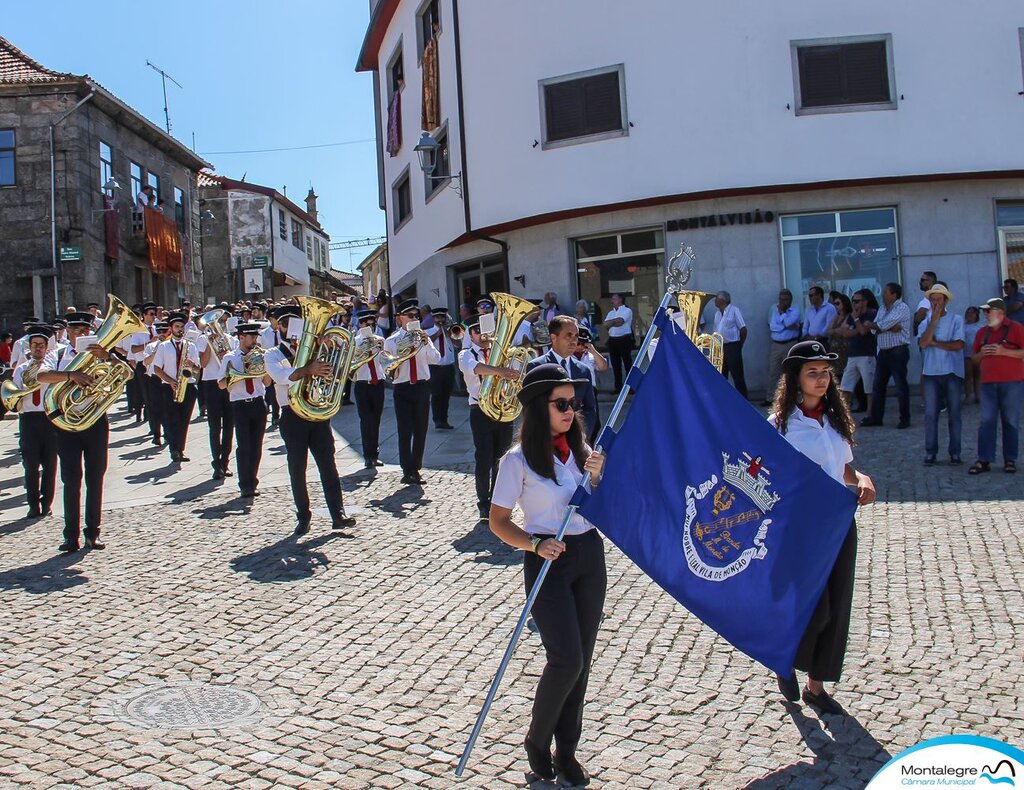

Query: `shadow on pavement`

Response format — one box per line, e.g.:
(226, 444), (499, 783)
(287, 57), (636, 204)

(124, 462), (180, 485)
(166, 477), (226, 504)
(230, 532), (342, 583)
(192, 497), (253, 520)
(452, 518), (518, 566)
(742, 702), (890, 788)
(367, 480), (431, 514)
(0, 490), (27, 515)
(0, 551), (88, 594)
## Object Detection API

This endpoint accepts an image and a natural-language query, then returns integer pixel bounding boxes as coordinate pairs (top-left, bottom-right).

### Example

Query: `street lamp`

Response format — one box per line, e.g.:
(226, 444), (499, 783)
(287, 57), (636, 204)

(414, 132), (463, 198)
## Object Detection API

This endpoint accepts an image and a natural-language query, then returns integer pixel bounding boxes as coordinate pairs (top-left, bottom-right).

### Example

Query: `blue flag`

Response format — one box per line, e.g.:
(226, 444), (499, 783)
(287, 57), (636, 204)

(577, 322), (858, 675)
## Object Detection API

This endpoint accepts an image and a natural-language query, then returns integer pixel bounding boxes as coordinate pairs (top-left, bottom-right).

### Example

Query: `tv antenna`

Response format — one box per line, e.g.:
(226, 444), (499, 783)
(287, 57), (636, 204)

(145, 60), (183, 134)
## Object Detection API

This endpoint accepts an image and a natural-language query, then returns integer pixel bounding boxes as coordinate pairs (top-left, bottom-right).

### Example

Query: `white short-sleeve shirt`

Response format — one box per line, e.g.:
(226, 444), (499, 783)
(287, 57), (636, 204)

(263, 345), (295, 405)
(769, 408), (853, 485)
(491, 444), (596, 536)
(714, 304), (747, 343)
(605, 306), (633, 338)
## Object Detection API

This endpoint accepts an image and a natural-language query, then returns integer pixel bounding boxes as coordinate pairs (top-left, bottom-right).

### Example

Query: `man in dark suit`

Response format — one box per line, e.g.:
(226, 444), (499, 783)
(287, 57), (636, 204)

(526, 315), (597, 437)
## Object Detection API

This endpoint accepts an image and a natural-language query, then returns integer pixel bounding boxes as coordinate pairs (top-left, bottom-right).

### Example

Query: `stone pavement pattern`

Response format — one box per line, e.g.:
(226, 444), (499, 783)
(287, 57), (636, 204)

(0, 393), (1021, 789)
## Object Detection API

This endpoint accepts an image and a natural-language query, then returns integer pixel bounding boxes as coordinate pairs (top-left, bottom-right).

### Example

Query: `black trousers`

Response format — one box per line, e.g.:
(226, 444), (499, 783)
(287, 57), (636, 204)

(19, 412), (58, 514)
(469, 405), (513, 509)
(354, 380), (386, 462)
(393, 381), (430, 475)
(429, 364), (455, 426)
(203, 380), (233, 471)
(265, 385), (280, 423)
(143, 374), (165, 440)
(279, 408), (345, 520)
(524, 530), (607, 758)
(606, 335), (634, 392)
(722, 341), (749, 399)
(794, 521), (857, 683)
(163, 383), (197, 456)
(127, 363), (144, 417)
(869, 345), (911, 425)
(232, 398), (266, 493)
(56, 416), (108, 543)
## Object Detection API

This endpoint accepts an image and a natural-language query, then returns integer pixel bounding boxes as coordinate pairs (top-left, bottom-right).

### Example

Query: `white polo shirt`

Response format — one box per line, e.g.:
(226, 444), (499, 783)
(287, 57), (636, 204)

(769, 407), (852, 485)
(713, 304), (746, 344)
(491, 444), (596, 536)
(195, 334), (238, 381)
(605, 305), (633, 338)
(129, 323), (158, 362)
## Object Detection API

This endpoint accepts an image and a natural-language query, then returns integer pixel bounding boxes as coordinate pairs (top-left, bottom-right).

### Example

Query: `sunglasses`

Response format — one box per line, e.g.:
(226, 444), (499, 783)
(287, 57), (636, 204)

(549, 397), (584, 413)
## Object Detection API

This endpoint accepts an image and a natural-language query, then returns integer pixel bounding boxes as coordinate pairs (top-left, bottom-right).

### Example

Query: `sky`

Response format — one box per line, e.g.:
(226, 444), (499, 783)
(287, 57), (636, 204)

(4, 0), (385, 273)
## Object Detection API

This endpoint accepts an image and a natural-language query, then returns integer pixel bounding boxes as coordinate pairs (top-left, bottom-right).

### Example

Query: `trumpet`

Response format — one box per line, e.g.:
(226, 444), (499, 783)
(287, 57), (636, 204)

(447, 322), (465, 342)
(224, 346), (268, 389)
(1, 359), (40, 412)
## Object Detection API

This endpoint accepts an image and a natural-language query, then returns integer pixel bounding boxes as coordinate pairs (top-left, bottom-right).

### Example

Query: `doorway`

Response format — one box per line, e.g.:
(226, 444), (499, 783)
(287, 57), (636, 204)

(454, 256), (507, 312)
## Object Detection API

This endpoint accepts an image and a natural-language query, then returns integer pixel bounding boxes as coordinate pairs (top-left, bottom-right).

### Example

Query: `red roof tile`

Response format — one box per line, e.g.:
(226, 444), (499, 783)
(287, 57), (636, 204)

(0, 36), (78, 84)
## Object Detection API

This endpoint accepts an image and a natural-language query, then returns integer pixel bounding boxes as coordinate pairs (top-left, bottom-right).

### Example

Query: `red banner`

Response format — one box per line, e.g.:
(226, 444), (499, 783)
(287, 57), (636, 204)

(103, 195), (119, 260)
(144, 207), (182, 277)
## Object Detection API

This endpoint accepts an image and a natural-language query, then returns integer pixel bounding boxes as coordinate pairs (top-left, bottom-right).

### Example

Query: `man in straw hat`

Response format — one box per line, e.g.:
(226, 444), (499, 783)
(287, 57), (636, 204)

(916, 284), (964, 466)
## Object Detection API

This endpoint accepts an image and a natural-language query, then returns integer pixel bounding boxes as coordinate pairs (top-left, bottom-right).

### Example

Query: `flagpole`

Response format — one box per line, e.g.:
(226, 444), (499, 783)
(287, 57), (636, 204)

(455, 283), (681, 777)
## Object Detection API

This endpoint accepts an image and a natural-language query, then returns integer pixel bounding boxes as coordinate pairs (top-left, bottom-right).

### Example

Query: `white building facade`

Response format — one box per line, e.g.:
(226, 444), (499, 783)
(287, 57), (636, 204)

(358, 0), (1024, 393)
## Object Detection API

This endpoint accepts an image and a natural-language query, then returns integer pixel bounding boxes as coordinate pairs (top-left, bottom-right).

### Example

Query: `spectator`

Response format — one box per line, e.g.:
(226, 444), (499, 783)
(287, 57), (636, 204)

(713, 290), (748, 399)
(802, 286), (836, 347)
(840, 289), (878, 413)
(913, 271), (938, 334)
(862, 282), (912, 429)
(136, 185), (155, 213)
(420, 304), (435, 330)
(541, 293), (560, 323)
(917, 285), (965, 465)
(1002, 279), (1024, 319)
(969, 297), (1024, 475)
(377, 301), (393, 336)
(826, 292), (854, 384)
(763, 289), (801, 405)
(963, 305), (982, 404)
(602, 293), (634, 393)
(574, 300), (596, 336)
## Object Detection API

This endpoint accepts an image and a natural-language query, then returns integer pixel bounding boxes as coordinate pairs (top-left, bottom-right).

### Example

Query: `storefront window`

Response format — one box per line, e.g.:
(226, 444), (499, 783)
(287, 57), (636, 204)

(781, 208), (899, 304)
(997, 202), (1024, 281)
(575, 228), (664, 346)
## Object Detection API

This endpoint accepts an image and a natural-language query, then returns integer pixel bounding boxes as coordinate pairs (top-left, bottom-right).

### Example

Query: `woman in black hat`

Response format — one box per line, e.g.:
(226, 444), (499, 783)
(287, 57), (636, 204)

(489, 363), (606, 788)
(768, 340), (875, 715)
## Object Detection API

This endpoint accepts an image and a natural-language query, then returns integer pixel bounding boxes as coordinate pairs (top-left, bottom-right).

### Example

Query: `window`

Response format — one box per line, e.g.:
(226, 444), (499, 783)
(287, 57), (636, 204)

(392, 168), (412, 231)
(314, 239), (322, 269)
(780, 208), (899, 306)
(147, 171), (160, 201)
(99, 141), (113, 192)
(279, 209), (288, 240)
(130, 162), (143, 204)
(0, 130), (13, 186)
(320, 240), (329, 269)
(306, 236), (313, 261)
(425, 125), (450, 199)
(540, 65), (627, 148)
(291, 218), (303, 250)
(417, 0), (440, 58)
(792, 35), (896, 114)
(388, 45), (404, 99)
(173, 186), (185, 232)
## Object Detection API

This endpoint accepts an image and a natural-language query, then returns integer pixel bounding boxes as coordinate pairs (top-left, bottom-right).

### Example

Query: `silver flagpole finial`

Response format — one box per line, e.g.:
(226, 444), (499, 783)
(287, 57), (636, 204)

(666, 242), (696, 293)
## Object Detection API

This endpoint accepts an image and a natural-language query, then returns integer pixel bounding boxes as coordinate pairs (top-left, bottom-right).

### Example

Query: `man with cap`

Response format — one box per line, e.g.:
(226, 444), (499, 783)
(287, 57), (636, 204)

(11, 318), (41, 369)
(130, 302), (163, 440)
(527, 316), (599, 439)
(426, 308), (457, 430)
(51, 318), (68, 350)
(260, 308), (284, 429)
(383, 299), (441, 485)
(458, 315), (520, 518)
(969, 297), (1024, 475)
(11, 325), (58, 519)
(265, 306), (357, 534)
(198, 305), (237, 480)
(86, 302), (103, 331)
(221, 322), (272, 497)
(917, 284), (965, 465)
(351, 307), (388, 469)
(37, 312), (116, 552)
(152, 312), (202, 463)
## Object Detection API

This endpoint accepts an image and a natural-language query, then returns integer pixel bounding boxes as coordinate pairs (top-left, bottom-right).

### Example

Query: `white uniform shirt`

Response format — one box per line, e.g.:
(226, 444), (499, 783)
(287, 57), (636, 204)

(143, 338), (162, 375)
(382, 329), (441, 384)
(259, 325), (283, 349)
(264, 345), (296, 406)
(713, 304), (746, 343)
(39, 344), (82, 375)
(458, 345), (487, 405)
(152, 337), (201, 382)
(426, 325), (457, 365)
(605, 305), (633, 338)
(11, 336), (29, 368)
(353, 354), (386, 383)
(195, 334), (237, 381)
(769, 408), (853, 485)
(129, 323), (158, 362)
(491, 444), (596, 536)
(12, 358), (48, 413)
(222, 347), (267, 401)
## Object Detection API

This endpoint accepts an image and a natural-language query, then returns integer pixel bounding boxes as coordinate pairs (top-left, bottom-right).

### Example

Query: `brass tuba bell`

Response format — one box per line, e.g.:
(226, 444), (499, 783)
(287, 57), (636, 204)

(477, 293), (539, 423)
(287, 296), (356, 421)
(1, 359), (41, 412)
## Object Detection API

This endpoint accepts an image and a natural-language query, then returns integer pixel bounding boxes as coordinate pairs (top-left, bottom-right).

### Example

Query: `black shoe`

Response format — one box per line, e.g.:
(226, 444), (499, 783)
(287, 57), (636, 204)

(222, 468), (234, 477)
(949, 456), (962, 465)
(924, 456), (936, 467)
(859, 418), (882, 426)
(802, 687), (844, 715)
(58, 542), (80, 553)
(436, 423), (454, 430)
(252, 489), (261, 496)
(85, 537), (106, 550)
(553, 753), (590, 787)
(412, 472), (425, 484)
(364, 459), (376, 469)
(212, 469), (225, 480)
(776, 672), (800, 702)
(294, 518), (311, 536)
(400, 474), (419, 486)
(374, 459), (384, 467)
(478, 505), (490, 520)
(897, 420), (911, 430)
(524, 739), (555, 783)
(240, 489), (255, 499)
(179, 454), (191, 462)
(170, 450), (182, 463)
(151, 436), (163, 446)
(332, 515), (356, 530)
(25, 508), (42, 520)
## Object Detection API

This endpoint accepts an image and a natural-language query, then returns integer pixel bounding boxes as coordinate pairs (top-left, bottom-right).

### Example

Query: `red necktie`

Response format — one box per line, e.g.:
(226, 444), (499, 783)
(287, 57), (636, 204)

(438, 331), (445, 357)
(409, 348), (418, 384)
(245, 377), (254, 395)
(174, 341), (182, 370)
(369, 361), (379, 384)
(32, 390), (40, 407)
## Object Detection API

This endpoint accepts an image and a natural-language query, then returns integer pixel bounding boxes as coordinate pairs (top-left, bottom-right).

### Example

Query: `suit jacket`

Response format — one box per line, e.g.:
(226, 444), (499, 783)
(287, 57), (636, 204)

(527, 350), (598, 437)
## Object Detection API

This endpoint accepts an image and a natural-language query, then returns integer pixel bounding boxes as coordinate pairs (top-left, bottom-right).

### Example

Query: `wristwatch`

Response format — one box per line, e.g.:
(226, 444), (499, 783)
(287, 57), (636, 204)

(529, 536), (543, 554)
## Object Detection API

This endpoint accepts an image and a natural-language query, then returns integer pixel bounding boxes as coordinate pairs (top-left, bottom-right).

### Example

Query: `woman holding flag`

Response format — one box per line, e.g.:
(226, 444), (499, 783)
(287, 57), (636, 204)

(769, 340), (876, 714)
(489, 363), (606, 788)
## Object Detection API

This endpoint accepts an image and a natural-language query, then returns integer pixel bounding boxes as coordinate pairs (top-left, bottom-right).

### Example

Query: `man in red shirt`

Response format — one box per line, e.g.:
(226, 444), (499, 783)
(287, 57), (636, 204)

(969, 298), (1024, 474)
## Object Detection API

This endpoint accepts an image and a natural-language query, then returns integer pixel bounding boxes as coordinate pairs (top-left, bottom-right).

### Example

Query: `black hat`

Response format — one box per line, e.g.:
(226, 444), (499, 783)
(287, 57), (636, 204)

(980, 297), (1007, 312)
(430, 307), (448, 317)
(275, 306), (301, 321)
(166, 312), (187, 325)
(398, 298), (419, 315)
(783, 340), (838, 367)
(154, 321), (170, 332)
(24, 324), (53, 341)
(517, 363), (588, 406)
(463, 313), (481, 330)
(236, 322), (262, 336)
(51, 318), (68, 329)
(476, 296), (494, 308)
(254, 301), (268, 311)
(87, 302), (100, 309)
(217, 302), (232, 311)
(66, 311), (94, 327)
(22, 316), (40, 325)
(355, 308), (376, 322)
(577, 326), (593, 343)
(141, 302), (158, 312)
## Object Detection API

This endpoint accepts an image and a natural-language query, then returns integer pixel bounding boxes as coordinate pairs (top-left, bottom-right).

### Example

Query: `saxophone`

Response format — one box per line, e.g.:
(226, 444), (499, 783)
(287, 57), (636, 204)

(478, 292), (538, 423)
(1, 359), (40, 412)
(172, 337), (200, 403)
(288, 296), (355, 421)
(44, 294), (145, 431)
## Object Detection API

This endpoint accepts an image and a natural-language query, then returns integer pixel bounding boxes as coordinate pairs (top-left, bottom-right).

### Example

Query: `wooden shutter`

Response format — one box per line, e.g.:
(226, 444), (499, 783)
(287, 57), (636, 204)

(799, 41), (889, 108)
(545, 70), (623, 142)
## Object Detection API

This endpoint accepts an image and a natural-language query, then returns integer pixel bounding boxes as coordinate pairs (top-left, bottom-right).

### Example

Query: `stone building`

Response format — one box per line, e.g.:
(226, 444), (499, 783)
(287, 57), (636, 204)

(0, 36), (209, 330)
(198, 175), (331, 303)
(357, 243), (389, 302)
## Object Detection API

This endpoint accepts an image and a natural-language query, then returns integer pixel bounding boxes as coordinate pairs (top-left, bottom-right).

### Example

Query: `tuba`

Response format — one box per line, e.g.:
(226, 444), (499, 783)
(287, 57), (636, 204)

(172, 337), (200, 403)
(478, 292), (538, 423)
(44, 294), (145, 432)
(198, 308), (231, 357)
(288, 296), (355, 421)
(382, 327), (429, 380)
(349, 330), (384, 376)
(224, 346), (267, 388)
(1, 359), (40, 412)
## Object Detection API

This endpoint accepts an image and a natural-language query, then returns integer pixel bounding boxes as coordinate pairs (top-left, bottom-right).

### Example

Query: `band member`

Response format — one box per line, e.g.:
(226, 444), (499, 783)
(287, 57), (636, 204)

(769, 341), (876, 714)
(142, 321), (171, 446)
(352, 308), (387, 469)
(457, 316), (520, 519)
(51, 318), (68, 349)
(489, 364), (606, 787)
(37, 312), (116, 553)
(260, 309), (283, 429)
(12, 325), (58, 519)
(264, 307), (357, 534)
(427, 308), (457, 430)
(11, 318), (40, 368)
(86, 302), (102, 331)
(130, 302), (162, 440)
(221, 322), (271, 498)
(152, 312), (201, 463)
(198, 306), (236, 480)
(527, 316), (598, 439)
(383, 299), (441, 485)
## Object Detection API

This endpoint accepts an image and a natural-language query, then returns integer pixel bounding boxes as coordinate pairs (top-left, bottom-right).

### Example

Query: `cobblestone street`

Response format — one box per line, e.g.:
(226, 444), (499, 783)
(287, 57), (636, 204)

(0, 394), (1021, 789)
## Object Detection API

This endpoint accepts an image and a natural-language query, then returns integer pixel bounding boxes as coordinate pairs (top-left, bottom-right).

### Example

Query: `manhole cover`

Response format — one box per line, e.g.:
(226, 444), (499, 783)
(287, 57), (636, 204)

(119, 683), (262, 729)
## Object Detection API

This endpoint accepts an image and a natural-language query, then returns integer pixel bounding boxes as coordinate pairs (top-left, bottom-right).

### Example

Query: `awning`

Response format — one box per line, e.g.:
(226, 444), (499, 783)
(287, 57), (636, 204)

(273, 271), (303, 288)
